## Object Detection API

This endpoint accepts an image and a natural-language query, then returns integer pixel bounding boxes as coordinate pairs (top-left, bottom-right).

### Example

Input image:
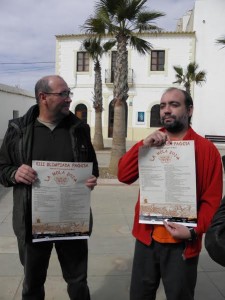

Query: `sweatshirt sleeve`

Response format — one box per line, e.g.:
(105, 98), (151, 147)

(117, 140), (144, 185)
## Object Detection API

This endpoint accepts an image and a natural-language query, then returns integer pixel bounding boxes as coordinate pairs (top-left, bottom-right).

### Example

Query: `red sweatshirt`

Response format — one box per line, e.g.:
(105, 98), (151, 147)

(118, 127), (223, 258)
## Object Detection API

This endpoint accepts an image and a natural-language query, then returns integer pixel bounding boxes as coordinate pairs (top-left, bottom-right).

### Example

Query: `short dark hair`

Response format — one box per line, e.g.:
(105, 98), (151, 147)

(163, 87), (193, 124)
(181, 89), (193, 109)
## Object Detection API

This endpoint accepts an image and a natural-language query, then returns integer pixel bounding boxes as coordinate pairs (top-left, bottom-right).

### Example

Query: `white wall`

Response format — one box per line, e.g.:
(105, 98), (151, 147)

(0, 89), (35, 141)
(192, 0), (225, 136)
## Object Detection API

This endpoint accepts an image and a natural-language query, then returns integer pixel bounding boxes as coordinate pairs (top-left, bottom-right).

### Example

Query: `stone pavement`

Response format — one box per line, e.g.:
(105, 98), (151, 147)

(0, 148), (225, 299)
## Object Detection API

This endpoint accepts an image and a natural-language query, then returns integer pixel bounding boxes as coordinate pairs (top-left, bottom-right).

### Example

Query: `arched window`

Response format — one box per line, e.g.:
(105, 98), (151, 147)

(150, 104), (161, 127)
(75, 104), (87, 124)
(108, 100), (128, 137)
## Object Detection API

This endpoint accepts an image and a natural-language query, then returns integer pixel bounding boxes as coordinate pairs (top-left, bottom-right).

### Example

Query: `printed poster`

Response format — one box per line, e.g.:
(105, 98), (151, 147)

(32, 160), (93, 242)
(138, 141), (197, 227)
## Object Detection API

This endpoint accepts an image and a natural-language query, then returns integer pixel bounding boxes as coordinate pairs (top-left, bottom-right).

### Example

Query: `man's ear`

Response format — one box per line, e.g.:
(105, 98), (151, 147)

(188, 105), (193, 116)
(39, 92), (47, 104)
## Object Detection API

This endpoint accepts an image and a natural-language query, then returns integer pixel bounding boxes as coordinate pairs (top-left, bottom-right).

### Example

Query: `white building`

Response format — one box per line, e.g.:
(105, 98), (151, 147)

(55, 0), (225, 143)
(0, 84), (35, 141)
(190, 0), (225, 137)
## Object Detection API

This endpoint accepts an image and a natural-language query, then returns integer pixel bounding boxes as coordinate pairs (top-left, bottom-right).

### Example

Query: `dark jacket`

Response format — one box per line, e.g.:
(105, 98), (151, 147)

(0, 104), (99, 242)
(205, 196), (225, 266)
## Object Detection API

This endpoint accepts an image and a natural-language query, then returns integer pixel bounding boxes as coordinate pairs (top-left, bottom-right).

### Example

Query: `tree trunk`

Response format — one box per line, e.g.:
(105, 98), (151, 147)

(185, 82), (191, 95)
(93, 60), (104, 150)
(108, 34), (129, 175)
(108, 100), (126, 174)
(93, 110), (104, 150)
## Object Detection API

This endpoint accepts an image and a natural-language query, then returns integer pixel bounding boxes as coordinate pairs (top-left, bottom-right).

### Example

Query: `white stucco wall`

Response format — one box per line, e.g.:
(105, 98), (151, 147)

(192, 0), (225, 136)
(0, 86), (35, 141)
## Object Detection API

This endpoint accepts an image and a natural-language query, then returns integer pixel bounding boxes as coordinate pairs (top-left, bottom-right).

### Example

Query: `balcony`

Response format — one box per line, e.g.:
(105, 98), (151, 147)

(105, 68), (134, 86)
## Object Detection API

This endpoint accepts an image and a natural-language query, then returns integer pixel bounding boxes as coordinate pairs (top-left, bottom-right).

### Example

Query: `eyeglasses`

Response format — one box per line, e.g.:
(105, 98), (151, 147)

(44, 90), (73, 100)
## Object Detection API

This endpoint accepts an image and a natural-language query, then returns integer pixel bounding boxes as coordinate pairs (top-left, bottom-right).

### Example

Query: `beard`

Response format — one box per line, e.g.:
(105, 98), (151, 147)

(160, 115), (187, 133)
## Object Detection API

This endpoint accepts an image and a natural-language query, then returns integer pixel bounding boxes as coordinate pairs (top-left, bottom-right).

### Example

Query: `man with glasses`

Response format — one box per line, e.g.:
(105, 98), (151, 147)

(0, 75), (99, 300)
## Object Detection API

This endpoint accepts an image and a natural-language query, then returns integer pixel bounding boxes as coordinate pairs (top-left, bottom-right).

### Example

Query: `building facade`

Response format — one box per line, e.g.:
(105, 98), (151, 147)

(55, 0), (225, 142)
(0, 84), (35, 141)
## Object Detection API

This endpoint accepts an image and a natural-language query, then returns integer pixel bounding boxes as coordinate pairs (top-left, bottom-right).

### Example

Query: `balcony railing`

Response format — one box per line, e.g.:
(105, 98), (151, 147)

(105, 68), (133, 85)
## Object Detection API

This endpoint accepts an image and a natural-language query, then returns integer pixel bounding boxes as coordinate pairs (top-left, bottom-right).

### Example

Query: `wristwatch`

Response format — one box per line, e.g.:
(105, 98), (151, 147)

(10, 170), (17, 185)
(188, 228), (197, 241)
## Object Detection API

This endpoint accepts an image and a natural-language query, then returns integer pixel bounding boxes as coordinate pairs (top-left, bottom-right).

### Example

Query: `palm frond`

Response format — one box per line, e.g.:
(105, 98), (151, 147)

(81, 17), (106, 34)
(173, 79), (183, 84)
(137, 23), (163, 32)
(187, 62), (198, 75)
(137, 11), (166, 24)
(89, 0), (165, 35)
(173, 66), (184, 77)
(103, 39), (117, 51)
(195, 71), (207, 83)
(136, 11), (165, 32)
(82, 37), (102, 60)
(95, 0), (118, 16)
(130, 35), (152, 55)
(82, 36), (116, 61)
(125, 0), (148, 21)
(115, 1), (132, 22)
(173, 66), (184, 84)
(115, 0), (147, 23)
(173, 62), (206, 91)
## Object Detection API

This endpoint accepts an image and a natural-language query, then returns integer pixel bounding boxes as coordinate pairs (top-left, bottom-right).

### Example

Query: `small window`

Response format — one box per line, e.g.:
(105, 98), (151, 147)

(151, 50), (165, 71)
(13, 110), (19, 119)
(77, 52), (89, 72)
(150, 104), (161, 127)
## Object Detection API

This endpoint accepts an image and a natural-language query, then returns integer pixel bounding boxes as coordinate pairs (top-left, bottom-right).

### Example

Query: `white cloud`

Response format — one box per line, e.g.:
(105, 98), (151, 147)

(0, 0), (194, 91)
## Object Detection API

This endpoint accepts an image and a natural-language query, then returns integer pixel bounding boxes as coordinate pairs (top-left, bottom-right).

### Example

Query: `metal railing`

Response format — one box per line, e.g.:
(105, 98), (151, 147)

(105, 68), (133, 85)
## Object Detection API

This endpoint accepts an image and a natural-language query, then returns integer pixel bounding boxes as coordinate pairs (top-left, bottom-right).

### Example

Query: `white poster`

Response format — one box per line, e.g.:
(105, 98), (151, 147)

(32, 161), (93, 242)
(138, 141), (197, 226)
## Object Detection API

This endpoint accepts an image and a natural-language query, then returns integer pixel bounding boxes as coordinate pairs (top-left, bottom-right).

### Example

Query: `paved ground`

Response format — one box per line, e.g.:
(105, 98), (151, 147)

(0, 147), (225, 299)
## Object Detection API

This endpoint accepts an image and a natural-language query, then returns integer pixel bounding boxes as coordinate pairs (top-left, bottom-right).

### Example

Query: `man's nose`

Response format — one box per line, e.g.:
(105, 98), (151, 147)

(163, 105), (172, 113)
(65, 97), (72, 103)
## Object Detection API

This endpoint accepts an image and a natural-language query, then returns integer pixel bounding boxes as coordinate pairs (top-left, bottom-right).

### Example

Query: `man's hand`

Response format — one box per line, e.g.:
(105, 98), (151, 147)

(85, 176), (97, 190)
(143, 130), (170, 147)
(163, 220), (191, 240)
(14, 164), (37, 185)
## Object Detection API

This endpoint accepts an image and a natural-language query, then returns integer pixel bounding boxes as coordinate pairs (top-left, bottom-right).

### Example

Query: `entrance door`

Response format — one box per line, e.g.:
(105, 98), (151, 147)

(75, 104), (87, 123)
(108, 100), (128, 137)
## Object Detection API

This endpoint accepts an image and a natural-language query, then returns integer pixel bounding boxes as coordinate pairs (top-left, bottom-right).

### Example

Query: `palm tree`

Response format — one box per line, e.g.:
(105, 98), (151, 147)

(173, 62), (206, 95)
(82, 37), (116, 150)
(82, 0), (165, 174)
(216, 36), (225, 47)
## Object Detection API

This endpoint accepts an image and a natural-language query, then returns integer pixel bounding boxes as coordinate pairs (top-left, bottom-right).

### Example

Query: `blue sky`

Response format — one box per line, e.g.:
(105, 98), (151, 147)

(0, 0), (195, 92)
